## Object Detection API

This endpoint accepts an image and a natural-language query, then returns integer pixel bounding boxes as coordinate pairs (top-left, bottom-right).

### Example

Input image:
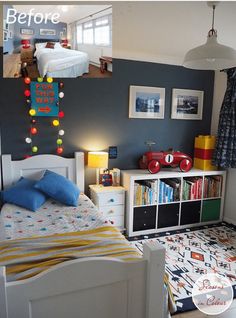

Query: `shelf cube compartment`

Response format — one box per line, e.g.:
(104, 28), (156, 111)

(201, 199), (221, 222)
(157, 203), (180, 228)
(180, 201), (201, 225)
(133, 205), (156, 232)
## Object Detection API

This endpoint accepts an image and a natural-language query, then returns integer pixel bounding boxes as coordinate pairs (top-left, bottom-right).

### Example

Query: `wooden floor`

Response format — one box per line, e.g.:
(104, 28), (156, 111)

(173, 300), (236, 317)
(26, 63), (112, 79)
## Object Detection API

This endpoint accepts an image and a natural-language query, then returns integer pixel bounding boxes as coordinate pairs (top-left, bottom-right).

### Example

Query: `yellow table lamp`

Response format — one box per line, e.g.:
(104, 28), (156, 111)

(88, 152), (108, 185)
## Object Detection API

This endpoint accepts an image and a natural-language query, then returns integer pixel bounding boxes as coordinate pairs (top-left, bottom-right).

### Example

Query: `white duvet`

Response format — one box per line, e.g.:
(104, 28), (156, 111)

(0, 194), (107, 241)
(34, 46), (89, 77)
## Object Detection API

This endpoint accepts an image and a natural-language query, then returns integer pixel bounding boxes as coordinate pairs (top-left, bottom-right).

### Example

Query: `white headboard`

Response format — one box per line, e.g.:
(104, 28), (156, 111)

(1, 152), (84, 192)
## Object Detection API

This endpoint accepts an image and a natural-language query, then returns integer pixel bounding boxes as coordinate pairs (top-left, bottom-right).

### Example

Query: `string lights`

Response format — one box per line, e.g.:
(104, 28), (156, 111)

(24, 76), (65, 156)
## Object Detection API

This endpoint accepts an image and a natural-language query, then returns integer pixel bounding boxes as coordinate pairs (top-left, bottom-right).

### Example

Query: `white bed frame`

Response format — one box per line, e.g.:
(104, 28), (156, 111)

(0, 152), (166, 318)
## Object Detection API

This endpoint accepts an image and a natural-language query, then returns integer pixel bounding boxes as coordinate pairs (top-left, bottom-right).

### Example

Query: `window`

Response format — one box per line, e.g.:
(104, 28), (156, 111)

(77, 25), (82, 44)
(76, 14), (112, 46)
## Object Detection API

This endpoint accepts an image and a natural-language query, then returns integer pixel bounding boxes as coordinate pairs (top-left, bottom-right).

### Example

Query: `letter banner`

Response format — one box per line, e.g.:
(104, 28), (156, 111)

(30, 82), (59, 117)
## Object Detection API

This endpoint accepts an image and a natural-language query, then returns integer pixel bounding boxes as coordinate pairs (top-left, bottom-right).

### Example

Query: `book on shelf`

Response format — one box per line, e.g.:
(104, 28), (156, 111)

(133, 180), (158, 206)
(182, 177), (202, 201)
(159, 178), (180, 203)
(204, 176), (222, 198)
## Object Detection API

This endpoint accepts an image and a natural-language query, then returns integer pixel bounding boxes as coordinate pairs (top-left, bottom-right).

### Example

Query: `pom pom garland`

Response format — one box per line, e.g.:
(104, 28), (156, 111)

(58, 111), (64, 118)
(29, 109), (36, 116)
(52, 119), (60, 127)
(57, 138), (63, 145)
(30, 127), (37, 135)
(25, 137), (32, 144)
(24, 89), (31, 97)
(25, 78), (65, 156)
(32, 146), (38, 153)
(24, 77), (31, 84)
(57, 147), (64, 154)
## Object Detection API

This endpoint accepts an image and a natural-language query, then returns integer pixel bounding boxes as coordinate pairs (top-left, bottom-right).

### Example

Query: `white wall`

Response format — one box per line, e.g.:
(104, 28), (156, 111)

(212, 72), (236, 225)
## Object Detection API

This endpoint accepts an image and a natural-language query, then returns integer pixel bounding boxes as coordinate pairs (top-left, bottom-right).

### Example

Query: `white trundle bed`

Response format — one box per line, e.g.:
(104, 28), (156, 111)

(0, 152), (166, 318)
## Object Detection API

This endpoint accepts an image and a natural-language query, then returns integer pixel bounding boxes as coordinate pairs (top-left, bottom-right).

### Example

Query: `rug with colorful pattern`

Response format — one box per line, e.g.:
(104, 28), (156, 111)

(129, 223), (236, 313)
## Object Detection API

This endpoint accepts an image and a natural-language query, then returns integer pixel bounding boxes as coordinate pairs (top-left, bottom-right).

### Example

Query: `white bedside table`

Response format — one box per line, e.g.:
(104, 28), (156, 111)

(89, 185), (125, 231)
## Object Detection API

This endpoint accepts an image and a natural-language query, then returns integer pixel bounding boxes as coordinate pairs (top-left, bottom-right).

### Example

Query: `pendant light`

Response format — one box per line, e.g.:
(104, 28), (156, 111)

(183, 2), (236, 70)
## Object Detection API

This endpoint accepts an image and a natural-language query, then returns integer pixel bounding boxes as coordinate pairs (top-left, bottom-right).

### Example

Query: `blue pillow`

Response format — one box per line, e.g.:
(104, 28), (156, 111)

(34, 170), (80, 206)
(2, 177), (47, 212)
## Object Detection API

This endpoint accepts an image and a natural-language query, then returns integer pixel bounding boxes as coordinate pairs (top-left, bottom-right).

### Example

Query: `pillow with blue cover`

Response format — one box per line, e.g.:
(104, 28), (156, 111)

(34, 170), (80, 206)
(2, 177), (47, 212)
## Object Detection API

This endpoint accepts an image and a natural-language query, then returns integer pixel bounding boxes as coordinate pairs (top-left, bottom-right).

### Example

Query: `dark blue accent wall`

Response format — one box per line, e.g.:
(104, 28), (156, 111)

(0, 51), (214, 188)
(3, 5), (14, 54)
(3, 6), (67, 53)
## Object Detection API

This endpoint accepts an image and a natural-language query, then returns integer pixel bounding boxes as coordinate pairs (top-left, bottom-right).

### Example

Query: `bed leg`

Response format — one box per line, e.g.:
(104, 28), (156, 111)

(143, 241), (166, 318)
(0, 267), (8, 318)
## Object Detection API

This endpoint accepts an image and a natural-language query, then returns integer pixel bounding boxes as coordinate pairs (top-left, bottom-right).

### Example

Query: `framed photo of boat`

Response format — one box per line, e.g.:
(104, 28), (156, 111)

(171, 88), (204, 120)
(129, 85), (165, 119)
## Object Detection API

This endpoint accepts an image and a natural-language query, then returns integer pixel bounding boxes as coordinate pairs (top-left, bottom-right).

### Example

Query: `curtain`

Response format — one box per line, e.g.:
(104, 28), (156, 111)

(213, 68), (236, 168)
(69, 22), (77, 50)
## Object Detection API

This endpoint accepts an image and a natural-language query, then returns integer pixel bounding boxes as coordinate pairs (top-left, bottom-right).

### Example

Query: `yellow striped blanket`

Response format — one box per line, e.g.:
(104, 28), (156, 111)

(0, 225), (176, 313)
(0, 226), (141, 282)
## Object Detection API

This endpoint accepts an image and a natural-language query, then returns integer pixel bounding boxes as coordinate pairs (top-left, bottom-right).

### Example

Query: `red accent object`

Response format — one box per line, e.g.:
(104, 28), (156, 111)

(59, 82), (64, 89)
(139, 150), (193, 174)
(61, 39), (68, 47)
(38, 106), (51, 113)
(31, 119), (36, 124)
(58, 111), (64, 118)
(147, 159), (161, 174)
(24, 77), (31, 84)
(194, 148), (214, 160)
(30, 127), (37, 135)
(24, 155), (32, 159)
(21, 39), (30, 49)
(24, 89), (31, 97)
(57, 147), (64, 154)
(191, 251), (204, 262)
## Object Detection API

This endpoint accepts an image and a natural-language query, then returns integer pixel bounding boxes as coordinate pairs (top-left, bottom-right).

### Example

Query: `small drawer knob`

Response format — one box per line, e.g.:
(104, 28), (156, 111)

(108, 210), (114, 214)
(109, 198), (115, 202)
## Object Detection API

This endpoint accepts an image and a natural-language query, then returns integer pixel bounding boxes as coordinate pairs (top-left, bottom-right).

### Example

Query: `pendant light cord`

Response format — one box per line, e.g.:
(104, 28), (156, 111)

(208, 4), (217, 37)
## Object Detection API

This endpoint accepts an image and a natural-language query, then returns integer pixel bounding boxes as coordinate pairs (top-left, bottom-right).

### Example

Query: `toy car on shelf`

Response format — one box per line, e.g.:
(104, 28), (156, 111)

(139, 149), (193, 174)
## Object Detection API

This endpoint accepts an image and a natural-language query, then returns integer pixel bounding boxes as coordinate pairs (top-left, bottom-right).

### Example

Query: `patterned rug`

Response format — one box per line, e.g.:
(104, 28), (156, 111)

(129, 223), (236, 313)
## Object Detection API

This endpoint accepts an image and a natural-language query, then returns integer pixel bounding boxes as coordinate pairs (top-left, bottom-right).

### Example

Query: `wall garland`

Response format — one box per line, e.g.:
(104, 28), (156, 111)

(23, 76), (65, 157)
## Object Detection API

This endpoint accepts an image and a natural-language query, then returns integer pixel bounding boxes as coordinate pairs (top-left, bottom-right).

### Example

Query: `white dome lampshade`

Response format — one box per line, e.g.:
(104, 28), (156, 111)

(183, 3), (236, 70)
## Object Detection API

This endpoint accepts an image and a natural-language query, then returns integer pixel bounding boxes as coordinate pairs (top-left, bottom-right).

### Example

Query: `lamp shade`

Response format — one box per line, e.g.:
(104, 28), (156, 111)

(88, 152), (108, 168)
(183, 33), (236, 70)
(21, 39), (30, 49)
(61, 39), (68, 47)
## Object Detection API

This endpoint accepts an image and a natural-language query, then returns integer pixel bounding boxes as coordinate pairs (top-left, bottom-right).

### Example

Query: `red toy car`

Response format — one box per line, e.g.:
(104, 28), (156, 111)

(139, 150), (192, 174)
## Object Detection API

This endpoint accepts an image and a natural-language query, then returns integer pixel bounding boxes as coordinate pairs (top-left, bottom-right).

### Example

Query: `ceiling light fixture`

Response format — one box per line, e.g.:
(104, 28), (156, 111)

(183, 2), (236, 70)
(61, 6), (68, 13)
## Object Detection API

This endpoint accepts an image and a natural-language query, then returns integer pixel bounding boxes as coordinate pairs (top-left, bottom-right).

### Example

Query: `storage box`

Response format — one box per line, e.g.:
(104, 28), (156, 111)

(194, 135), (217, 170)
(194, 135), (216, 150)
(194, 158), (216, 171)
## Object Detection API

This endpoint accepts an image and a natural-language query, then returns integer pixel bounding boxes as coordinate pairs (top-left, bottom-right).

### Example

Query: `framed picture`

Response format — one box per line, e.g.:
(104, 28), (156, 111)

(3, 19), (9, 31)
(171, 89), (204, 120)
(8, 30), (13, 39)
(20, 28), (34, 35)
(129, 85), (165, 119)
(3, 30), (8, 41)
(40, 29), (56, 36)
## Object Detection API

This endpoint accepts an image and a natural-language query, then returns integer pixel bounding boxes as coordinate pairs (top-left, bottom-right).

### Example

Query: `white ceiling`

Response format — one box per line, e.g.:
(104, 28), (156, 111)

(13, 5), (111, 24)
(112, 1), (236, 64)
(11, 1), (236, 65)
